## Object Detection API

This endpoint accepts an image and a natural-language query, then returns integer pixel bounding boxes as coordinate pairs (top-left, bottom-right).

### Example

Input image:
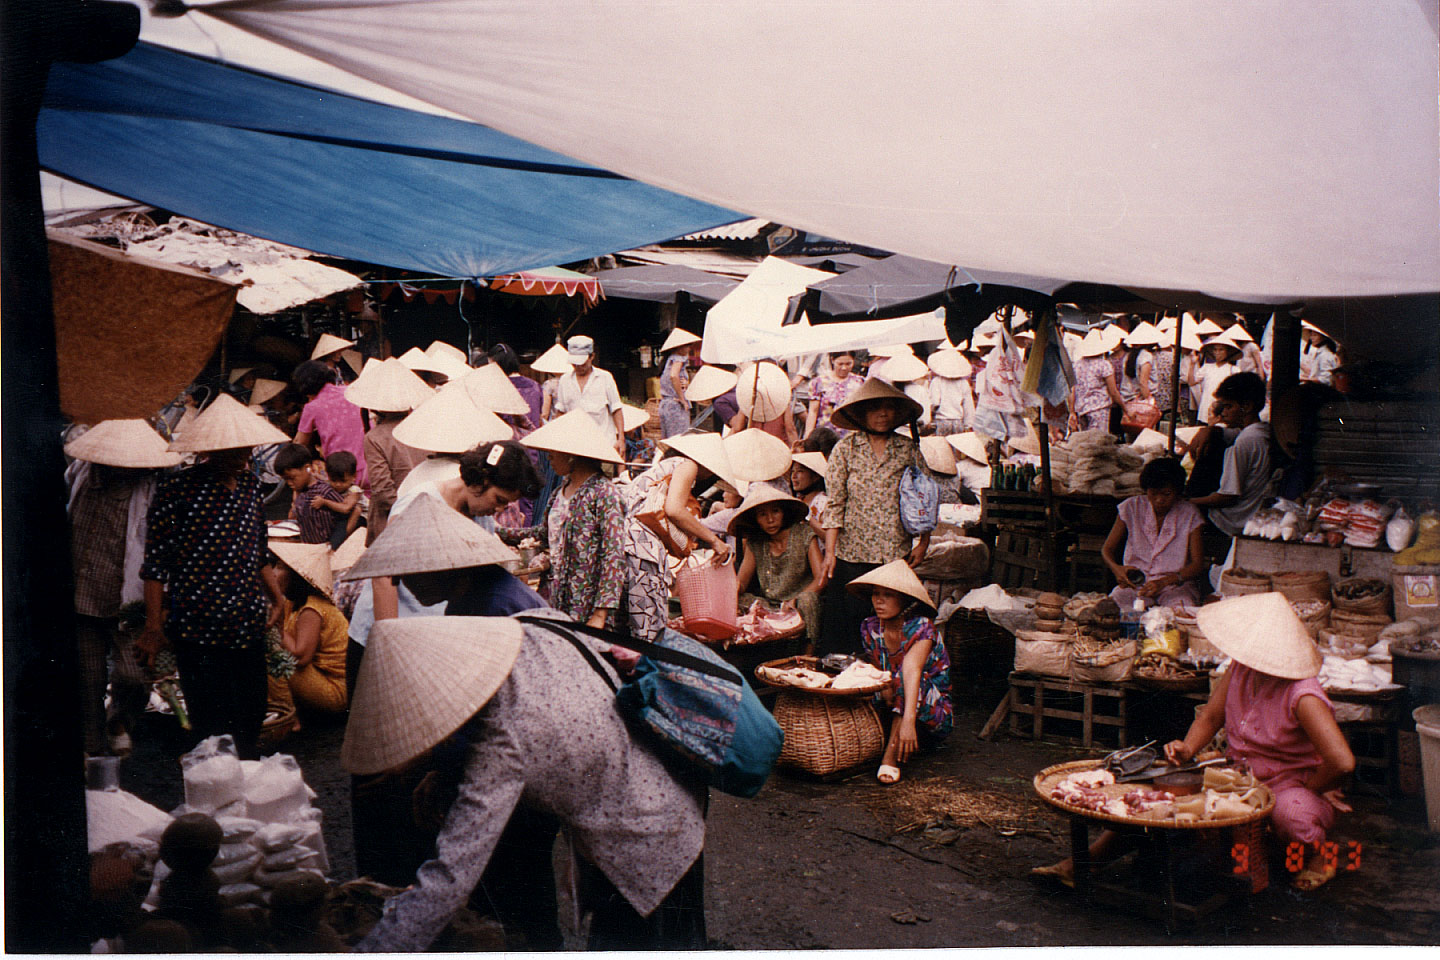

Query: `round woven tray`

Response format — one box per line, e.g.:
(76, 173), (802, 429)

(754, 656), (888, 697)
(259, 704), (298, 746)
(1033, 759), (1274, 829)
(729, 622), (807, 647)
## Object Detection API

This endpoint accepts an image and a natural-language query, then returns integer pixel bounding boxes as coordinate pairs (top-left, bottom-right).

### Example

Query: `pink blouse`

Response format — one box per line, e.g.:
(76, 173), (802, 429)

(1224, 662), (1333, 785)
(298, 383), (369, 490)
(1116, 496), (1203, 578)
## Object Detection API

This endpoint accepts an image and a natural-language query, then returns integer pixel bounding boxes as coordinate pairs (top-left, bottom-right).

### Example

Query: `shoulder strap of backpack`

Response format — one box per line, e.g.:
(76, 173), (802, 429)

(515, 615), (742, 686)
(521, 617), (620, 693)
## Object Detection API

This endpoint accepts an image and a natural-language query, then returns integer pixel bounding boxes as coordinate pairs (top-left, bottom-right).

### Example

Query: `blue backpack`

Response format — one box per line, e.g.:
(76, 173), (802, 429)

(517, 616), (784, 798)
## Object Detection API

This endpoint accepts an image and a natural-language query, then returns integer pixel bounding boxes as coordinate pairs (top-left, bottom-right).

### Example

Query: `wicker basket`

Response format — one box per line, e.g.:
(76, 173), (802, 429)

(1328, 608), (1391, 641)
(1271, 570), (1331, 603)
(260, 704), (298, 747)
(943, 608), (1015, 677)
(1332, 578), (1393, 616)
(1220, 570), (1272, 597)
(773, 691), (885, 776)
(1288, 599), (1332, 639)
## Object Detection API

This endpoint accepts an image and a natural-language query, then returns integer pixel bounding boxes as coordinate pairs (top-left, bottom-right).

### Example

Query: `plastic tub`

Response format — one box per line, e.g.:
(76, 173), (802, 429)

(674, 562), (738, 641)
(1412, 705), (1440, 833)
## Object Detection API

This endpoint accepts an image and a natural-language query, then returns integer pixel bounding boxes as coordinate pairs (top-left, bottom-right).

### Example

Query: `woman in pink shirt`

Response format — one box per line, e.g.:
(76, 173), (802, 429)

(293, 360), (369, 490)
(1100, 458), (1206, 609)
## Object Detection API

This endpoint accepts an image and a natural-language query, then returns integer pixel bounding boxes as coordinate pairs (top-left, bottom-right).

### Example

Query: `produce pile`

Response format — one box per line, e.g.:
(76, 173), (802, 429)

(733, 600), (805, 645)
(1043, 430), (1150, 497)
(756, 657), (890, 692)
(1133, 652), (1205, 683)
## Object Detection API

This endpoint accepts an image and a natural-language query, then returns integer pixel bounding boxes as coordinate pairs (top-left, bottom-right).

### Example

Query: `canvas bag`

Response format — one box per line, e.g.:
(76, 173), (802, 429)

(518, 615), (783, 798)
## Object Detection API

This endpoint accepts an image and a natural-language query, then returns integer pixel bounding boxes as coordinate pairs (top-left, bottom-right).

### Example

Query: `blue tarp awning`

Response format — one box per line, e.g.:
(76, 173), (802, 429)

(37, 43), (742, 278)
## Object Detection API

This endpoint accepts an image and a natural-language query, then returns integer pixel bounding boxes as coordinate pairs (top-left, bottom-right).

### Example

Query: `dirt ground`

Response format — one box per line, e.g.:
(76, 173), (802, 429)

(119, 673), (1440, 949)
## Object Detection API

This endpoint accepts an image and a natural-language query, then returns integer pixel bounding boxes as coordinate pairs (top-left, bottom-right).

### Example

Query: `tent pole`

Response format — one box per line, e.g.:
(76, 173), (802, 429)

(1167, 311), (1184, 455)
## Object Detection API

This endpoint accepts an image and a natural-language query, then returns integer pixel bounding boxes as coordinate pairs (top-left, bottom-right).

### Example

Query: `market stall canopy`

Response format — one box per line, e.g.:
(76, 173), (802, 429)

(49, 231), (238, 424)
(585, 264), (739, 304)
(702, 257), (947, 363)
(486, 266), (603, 308)
(189, 0), (1438, 300)
(37, 42), (740, 279)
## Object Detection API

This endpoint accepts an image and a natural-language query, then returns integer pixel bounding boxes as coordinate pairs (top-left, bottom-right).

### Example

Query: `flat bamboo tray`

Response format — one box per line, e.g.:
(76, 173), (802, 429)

(755, 656), (888, 697)
(1130, 671), (1209, 693)
(1033, 759), (1273, 830)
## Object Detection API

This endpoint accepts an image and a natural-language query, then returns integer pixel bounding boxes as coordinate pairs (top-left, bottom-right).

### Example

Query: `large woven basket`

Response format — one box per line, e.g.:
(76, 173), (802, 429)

(1271, 570), (1331, 603)
(1332, 578), (1393, 616)
(1220, 570), (1271, 597)
(773, 691), (885, 776)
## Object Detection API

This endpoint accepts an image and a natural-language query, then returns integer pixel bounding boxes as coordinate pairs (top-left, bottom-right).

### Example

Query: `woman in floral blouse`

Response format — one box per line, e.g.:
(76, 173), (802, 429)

(804, 350), (865, 439)
(500, 412), (627, 628)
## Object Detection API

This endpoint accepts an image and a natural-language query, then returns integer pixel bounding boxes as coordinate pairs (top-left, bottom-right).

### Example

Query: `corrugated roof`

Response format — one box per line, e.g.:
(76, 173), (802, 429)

(676, 218), (771, 241)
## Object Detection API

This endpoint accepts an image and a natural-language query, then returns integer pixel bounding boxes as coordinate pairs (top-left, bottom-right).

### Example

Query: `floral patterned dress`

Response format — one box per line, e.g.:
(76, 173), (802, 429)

(501, 473), (626, 624)
(811, 372), (864, 435)
(859, 615), (953, 738)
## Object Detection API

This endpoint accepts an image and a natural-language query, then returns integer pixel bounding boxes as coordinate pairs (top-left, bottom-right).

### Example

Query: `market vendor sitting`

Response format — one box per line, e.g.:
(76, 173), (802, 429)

(1032, 593), (1355, 892)
(1100, 457), (1207, 608)
(847, 559), (952, 785)
(731, 485), (824, 651)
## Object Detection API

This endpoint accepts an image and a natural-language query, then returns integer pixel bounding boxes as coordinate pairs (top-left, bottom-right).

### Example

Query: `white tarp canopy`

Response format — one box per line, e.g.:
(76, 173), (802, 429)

(190, 0), (1439, 301)
(701, 257), (946, 363)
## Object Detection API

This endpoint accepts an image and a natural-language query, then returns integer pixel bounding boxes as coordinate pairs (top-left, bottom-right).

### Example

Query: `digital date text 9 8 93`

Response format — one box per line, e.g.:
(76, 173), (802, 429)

(1230, 841), (1362, 874)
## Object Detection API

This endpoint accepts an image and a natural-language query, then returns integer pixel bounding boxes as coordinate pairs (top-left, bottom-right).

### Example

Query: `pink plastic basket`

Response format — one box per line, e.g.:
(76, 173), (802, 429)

(674, 561), (738, 641)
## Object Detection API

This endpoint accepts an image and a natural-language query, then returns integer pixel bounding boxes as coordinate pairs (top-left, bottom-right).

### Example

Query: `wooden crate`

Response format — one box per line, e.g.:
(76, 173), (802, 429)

(1007, 672), (1129, 748)
(992, 527), (1067, 591)
(981, 489), (1048, 528)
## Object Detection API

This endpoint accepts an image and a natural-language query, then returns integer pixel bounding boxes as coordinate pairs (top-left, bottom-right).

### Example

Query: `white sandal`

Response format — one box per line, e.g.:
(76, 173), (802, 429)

(877, 764), (901, 784)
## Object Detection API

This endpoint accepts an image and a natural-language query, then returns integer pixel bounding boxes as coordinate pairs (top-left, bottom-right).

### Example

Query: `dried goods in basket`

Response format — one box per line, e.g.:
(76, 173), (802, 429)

(1219, 568), (1272, 597)
(1332, 577), (1392, 615)
(755, 656), (889, 696)
(1132, 653), (1208, 691)
(1270, 570), (1331, 603)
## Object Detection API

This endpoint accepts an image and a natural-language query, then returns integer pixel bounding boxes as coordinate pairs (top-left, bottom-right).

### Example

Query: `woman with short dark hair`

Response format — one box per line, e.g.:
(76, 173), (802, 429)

(293, 359), (370, 490)
(1101, 457), (1207, 609)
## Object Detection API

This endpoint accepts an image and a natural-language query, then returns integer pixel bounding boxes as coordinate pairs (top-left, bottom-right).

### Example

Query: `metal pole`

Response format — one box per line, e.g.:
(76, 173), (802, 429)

(1167, 311), (1184, 456)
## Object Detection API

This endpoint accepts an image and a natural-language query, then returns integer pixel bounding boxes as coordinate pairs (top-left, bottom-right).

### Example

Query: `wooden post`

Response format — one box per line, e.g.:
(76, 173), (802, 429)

(1167, 311), (1184, 455)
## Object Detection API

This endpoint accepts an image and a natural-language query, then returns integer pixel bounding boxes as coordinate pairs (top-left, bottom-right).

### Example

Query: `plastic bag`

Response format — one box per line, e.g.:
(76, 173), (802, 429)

(899, 464), (940, 535)
(212, 851), (261, 885)
(1395, 511), (1440, 564)
(250, 822), (307, 853)
(242, 754), (310, 824)
(1387, 507), (1416, 552)
(1120, 400), (1161, 431)
(180, 735), (243, 814)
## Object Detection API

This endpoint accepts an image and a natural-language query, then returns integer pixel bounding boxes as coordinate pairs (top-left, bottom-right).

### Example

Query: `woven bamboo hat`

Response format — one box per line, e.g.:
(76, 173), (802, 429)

(344, 357), (434, 412)
(846, 558), (936, 616)
(1100, 325), (1127, 352)
(342, 492), (517, 581)
(394, 381), (512, 453)
(249, 378), (287, 406)
(685, 365), (737, 403)
(227, 366), (255, 384)
(722, 427), (792, 482)
(268, 540), (334, 599)
(65, 419), (184, 468)
(427, 340), (470, 366)
(1010, 420), (1043, 456)
(1206, 327), (1246, 351)
(168, 393), (289, 452)
(727, 484), (808, 537)
(1157, 316), (1177, 333)
(1076, 328), (1111, 358)
(521, 410), (623, 464)
(397, 346), (432, 371)
(948, 431), (990, 464)
(735, 361), (792, 421)
(660, 327), (702, 353)
(919, 436), (957, 475)
(330, 527), (367, 575)
(310, 332), (355, 361)
(1222, 323), (1255, 344)
(1124, 321), (1164, 348)
(868, 343), (913, 358)
(399, 344), (468, 381)
(529, 343), (572, 375)
(342, 350), (366, 377)
(791, 451), (828, 481)
(396, 455), (462, 500)
(830, 377), (923, 432)
(461, 362), (531, 416)
(660, 431), (739, 487)
(1192, 316), (1225, 337)
(875, 351), (929, 383)
(341, 615), (522, 775)
(1196, 593), (1321, 679)
(927, 348), (972, 379)
(1160, 328), (1205, 352)
(619, 403), (650, 434)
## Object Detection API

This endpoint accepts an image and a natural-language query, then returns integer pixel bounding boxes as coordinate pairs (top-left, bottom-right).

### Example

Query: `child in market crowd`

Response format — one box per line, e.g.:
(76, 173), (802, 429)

(848, 559), (953, 785)
(276, 443), (345, 545)
(789, 450), (829, 542)
(732, 486), (824, 653)
(322, 451), (366, 547)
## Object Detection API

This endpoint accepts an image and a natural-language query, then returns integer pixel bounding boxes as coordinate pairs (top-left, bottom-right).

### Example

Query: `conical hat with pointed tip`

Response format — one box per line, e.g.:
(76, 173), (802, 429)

(344, 357), (434, 412)
(685, 365), (737, 403)
(529, 343), (572, 375)
(268, 541), (334, 599)
(521, 410), (623, 464)
(65, 419), (183, 468)
(735, 361), (792, 421)
(394, 381), (512, 453)
(310, 332), (355, 360)
(461, 362), (531, 415)
(846, 558), (935, 616)
(249, 378), (287, 406)
(722, 428), (792, 482)
(168, 393), (288, 452)
(342, 491), (517, 581)
(660, 327), (702, 352)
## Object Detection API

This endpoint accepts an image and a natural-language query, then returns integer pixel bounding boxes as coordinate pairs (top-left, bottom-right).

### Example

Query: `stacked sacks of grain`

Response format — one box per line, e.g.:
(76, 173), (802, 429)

(1045, 430), (1147, 497)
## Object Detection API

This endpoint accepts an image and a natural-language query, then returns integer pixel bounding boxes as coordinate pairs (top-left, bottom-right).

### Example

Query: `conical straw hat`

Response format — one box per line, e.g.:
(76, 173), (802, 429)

(168, 393), (289, 452)
(1160, 328), (1205, 352)
(65, 419), (183, 468)
(393, 381), (512, 453)
(660, 327), (702, 352)
(1101, 325), (1128, 351)
(268, 541), (334, 599)
(726, 484), (808, 537)
(1195, 593), (1321, 679)
(735, 361), (792, 421)
(396, 455), (462, 500)
(1076, 328), (1111, 358)
(250, 378), (287, 406)
(341, 615), (522, 775)
(1223, 323), (1255, 344)
(619, 403), (650, 434)
(342, 492), (518, 581)
(1157, 316), (1177, 333)
(868, 343), (914, 358)
(927, 348), (971, 379)
(397, 346), (431, 371)
(521, 410), (623, 464)
(874, 351), (929, 383)
(529, 343), (572, 375)
(341, 349), (365, 377)
(1193, 317), (1225, 337)
(1124, 321), (1164, 348)
(685, 365), (737, 403)
(1010, 420), (1043, 456)
(344, 357), (434, 412)
(1206, 327), (1245, 351)
(846, 558), (936, 615)
(227, 366), (255, 384)
(462, 363), (531, 416)
(830, 377), (923, 432)
(660, 432), (738, 487)
(791, 451), (828, 480)
(400, 345), (469, 381)
(948, 431), (990, 464)
(722, 428), (792, 482)
(426, 340), (470, 367)
(310, 332), (355, 360)
(1062, 331), (1082, 352)
(919, 436), (957, 475)
(330, 527), (367, 574)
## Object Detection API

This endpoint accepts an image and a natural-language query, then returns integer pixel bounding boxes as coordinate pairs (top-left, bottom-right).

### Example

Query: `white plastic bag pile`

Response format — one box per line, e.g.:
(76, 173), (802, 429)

(146, 735), (329, 910)
(1045, 430), (1148, 497)
(1242, 498), (1310, 541)
(1317, 655), (1394, 693)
